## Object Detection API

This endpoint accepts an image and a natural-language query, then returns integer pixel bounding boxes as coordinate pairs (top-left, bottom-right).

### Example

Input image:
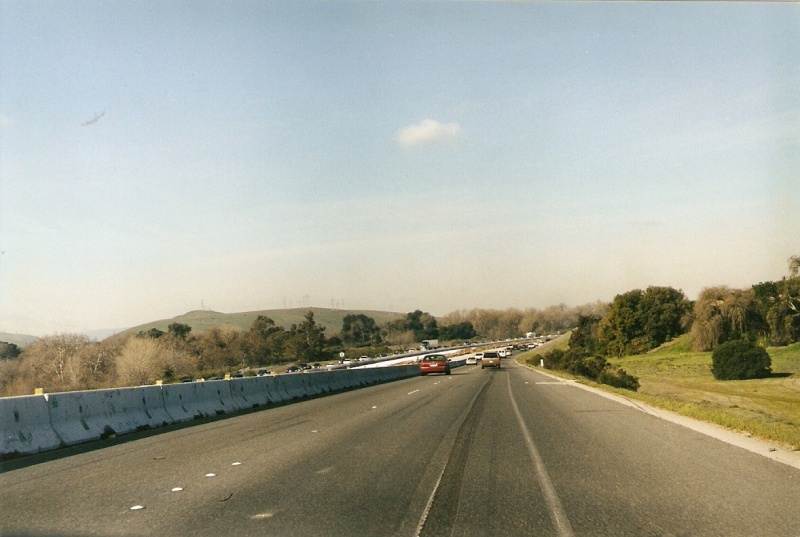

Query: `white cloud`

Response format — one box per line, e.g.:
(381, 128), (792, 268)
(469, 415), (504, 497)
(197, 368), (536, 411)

(395, 119), (460, 147)
(0, 114), (16, 128)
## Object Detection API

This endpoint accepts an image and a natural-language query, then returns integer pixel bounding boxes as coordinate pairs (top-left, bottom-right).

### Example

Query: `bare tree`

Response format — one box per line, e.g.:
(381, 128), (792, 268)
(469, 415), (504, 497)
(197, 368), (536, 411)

(115, 337), (165, 386)
(789, 255), (800, 279)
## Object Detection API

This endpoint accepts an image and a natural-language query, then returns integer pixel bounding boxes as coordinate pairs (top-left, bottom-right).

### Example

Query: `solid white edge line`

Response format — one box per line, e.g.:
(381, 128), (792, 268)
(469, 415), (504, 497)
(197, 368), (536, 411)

(526, 366), (800, 471)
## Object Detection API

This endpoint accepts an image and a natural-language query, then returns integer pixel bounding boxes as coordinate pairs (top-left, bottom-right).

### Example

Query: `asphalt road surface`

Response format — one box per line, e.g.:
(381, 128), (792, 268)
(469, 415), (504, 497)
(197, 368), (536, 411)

(2, 360), (799, 536)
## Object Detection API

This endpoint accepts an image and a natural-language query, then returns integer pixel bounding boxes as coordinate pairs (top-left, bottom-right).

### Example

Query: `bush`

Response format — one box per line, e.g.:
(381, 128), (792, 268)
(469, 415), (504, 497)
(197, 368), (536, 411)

(539, 349), (639, 391)
(711, 339), (771, 380)
(597, 368), (640, 391)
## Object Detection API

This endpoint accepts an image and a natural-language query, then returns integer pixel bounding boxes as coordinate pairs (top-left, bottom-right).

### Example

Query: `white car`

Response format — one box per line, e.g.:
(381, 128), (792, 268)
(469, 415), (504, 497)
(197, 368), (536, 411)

(465, 355), (478, 365)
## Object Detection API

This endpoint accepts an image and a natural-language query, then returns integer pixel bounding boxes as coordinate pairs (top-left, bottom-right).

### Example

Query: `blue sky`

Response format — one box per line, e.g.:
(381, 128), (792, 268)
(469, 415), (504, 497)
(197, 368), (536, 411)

(1, 1), (798, 336)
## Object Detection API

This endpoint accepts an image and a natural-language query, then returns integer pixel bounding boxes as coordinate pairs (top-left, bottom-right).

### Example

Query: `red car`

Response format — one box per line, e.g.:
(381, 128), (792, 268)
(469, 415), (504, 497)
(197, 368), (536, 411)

(420, 354), (451, 376)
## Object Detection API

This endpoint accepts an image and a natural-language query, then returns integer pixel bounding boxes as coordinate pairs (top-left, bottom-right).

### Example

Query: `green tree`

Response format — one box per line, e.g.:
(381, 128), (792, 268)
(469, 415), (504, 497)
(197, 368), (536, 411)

(598, 290), (647, 357)
(405, 310), (439, 341)
(439, 322), (477, 341)
(711, 340), (771, 380)
(640, 286), (693, 348)
(245, 316), (287, 365)
(286, 311), (327, 362)
(598, 286), (691, 356)
(568, 315), (602, 358)
(0, 341), (21, 360)
(340, 314), (383, 347)
(753, 279), (800, 345)
(168, 323), (192, 340)
(690, 286), (762, 351)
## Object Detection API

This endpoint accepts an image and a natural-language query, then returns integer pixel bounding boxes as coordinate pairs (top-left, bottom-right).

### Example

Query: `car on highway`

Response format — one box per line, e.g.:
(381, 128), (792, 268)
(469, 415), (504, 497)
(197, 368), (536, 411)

(481, 351), (501, 369)
(256, 369), (271, 376)
(285, 365), (302, 374)
(465, 355), (478, 365)
(419, 354), (451, 375)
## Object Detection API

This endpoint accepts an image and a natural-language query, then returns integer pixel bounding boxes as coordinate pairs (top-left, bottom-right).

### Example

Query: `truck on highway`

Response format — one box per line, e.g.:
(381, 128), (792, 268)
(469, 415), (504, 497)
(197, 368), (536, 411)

(421, 339), (439, 350)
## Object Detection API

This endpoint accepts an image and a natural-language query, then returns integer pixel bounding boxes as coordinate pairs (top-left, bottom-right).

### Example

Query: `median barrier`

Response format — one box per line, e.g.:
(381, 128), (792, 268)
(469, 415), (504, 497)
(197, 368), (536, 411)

(0, 394), (61, 457)
(375, 367), (394, 383)
(275, 373), (309, 401)
(302, 372), (327, 396)
(376, 366), (397, 382)
(161, 382), (210, 423)
(47, 389), (144, 447)
(350, 369), (370, 387)
(326, 369), (349, 391)
(362, 368), (382, 385)
(341, 370), (360, 390)
(139, 385), (174, 428)
(229, 377), (273, 409)
(2, 362), (423, 459)
(260, 375), (286, 403)
(194, 379), (240, 415)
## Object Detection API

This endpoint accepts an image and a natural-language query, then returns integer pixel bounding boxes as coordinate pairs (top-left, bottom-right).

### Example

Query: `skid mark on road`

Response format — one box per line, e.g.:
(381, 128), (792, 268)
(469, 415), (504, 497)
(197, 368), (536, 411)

(415, 376), (492, 537)
(507, 374), (575, 537)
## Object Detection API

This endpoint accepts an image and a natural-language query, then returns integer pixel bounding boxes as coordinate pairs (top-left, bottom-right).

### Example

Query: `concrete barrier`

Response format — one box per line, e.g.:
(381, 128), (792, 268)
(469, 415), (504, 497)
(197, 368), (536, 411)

(194, 379), (240, 415)
(302, 373), (327, 396)
(1, 362), (422, 458)
(47, 389), (144, 447)
(161, 382), (209, 423)
(326, 369), (348, 391)
(275, 374), (309, 401)
(229, 377), (272, 409)
(138, 385), (174, 428)
(0, 395), (61, 456)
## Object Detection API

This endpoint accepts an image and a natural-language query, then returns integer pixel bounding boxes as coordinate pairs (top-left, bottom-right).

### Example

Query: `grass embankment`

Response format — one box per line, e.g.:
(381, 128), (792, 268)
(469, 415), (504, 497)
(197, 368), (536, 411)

(518, 334), (800, 450)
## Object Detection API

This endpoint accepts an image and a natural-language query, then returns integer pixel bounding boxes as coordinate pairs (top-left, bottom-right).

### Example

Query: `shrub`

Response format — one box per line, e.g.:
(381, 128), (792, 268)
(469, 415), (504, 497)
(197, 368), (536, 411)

(597, 368), (640, 391)
(711, 339), (771, 380)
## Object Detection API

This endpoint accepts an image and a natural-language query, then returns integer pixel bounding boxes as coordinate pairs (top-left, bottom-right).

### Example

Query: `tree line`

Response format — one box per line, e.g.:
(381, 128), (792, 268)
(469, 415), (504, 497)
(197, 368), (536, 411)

(0, 303), (599, 397)
(535, 256), (800, 388)
(2, 256), (796, 396)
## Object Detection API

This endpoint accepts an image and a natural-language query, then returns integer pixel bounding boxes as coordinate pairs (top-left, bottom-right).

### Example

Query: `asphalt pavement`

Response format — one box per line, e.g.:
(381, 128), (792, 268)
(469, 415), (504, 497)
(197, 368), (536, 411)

(1, 360), (799, 536)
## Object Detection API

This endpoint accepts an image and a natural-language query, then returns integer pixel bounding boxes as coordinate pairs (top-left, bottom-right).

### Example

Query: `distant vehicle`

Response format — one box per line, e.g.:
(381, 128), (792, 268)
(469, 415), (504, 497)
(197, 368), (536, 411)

(358, 356), (370, 362)
(285, 366), (301, 374)
(256, 369), (271, 376)
(421, 339), (439, 350)
(474, 352), (484, 362)
(465, 356), (477, 365)
(180, 377), (195, 383)
(481, 351), (501, 369)
(419, 354), (451, 376)
(230, 373), (244, 378)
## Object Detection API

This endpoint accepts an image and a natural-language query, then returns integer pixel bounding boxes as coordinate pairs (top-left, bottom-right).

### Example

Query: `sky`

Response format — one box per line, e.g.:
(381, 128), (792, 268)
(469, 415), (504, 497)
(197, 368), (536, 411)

(1, 1), (798, 337)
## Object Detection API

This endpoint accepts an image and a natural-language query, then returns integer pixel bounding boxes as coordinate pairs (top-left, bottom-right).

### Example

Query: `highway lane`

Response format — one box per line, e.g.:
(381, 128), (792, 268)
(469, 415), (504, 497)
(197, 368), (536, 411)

(1, 360), (799, 536)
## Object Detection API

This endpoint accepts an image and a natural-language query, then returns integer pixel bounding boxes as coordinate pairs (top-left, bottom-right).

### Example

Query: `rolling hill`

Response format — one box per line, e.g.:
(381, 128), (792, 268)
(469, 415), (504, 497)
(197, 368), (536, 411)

(0, 332), (39, 348)
(120, 307), (405, 338)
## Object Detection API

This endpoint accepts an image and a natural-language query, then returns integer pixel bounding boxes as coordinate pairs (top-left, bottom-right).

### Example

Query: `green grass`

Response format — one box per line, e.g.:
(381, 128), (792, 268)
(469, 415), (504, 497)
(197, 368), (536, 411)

(518, 334), (800, 450)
